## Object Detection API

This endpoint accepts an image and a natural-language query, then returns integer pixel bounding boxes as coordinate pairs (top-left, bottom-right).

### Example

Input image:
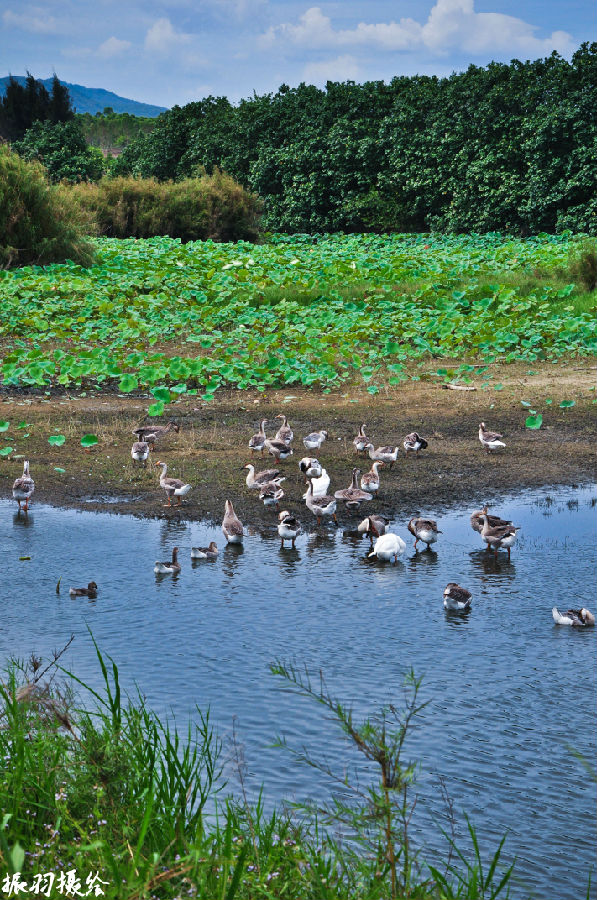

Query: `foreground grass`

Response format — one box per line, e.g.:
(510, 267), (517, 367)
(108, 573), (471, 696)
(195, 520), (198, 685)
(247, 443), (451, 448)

(0, 640), (518, 899)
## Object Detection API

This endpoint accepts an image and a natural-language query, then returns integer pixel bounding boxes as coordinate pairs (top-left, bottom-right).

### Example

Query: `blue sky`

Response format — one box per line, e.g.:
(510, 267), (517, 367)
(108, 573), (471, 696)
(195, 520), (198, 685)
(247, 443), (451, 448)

(0, 0), (593, 108)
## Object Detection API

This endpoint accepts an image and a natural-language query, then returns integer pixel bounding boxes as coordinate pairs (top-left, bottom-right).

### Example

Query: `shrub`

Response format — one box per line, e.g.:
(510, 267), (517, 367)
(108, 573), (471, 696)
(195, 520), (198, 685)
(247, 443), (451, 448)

(14, 119), (105, 183)
(0, 144), (95, 268)
(66, 170), (262, 242)
(567, 238), (597, 292)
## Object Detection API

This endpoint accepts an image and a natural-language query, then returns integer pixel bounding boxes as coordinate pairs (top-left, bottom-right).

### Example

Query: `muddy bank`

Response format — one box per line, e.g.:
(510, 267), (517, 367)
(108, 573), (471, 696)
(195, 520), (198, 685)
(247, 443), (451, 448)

(1, 361), (595, 525)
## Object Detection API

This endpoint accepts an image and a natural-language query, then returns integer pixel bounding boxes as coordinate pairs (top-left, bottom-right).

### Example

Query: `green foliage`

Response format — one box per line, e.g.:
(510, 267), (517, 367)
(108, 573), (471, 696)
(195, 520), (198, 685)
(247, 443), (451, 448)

(14, 119), (105, 184)
(0, 145), (95, 269)
(77, 109), (158, 153)
(566, 239), (597, 292)
(65, 171), (262, 241)
(0, 72), (74, 142)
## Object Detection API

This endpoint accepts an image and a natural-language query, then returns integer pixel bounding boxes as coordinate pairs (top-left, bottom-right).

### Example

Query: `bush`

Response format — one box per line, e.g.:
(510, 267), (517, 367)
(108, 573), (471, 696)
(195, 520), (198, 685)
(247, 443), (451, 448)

(66, 170), (262, 242)
(0, 144), (95, 268)
(14, 119), (105, 183)
(567, 238), (597, 292)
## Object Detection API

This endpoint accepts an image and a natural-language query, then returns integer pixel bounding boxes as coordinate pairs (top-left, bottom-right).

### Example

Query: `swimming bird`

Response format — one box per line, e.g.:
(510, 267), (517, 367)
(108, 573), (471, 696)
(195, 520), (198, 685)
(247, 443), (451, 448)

(264, 438), (293, 461)
(302, 468), (331, 498)
(408, 517), (442, 550)
(552, 607), (595, 627)
(353, 424), (370, 456)
(274, 414), (294, 445)
(443, 583), (472, 611)
(154, 547), (180, 575)
(244, 464), (283, 490)
(191, 541), (219, 560)
(334, 469), (373, 510)
(259, 482), (285, 507)
(133, 421), (179, 450)
(478, 513), (520, 558)
(470, 505), (512, 534)
(222, 500), (244, 543)
(155, 461), (192, 506)
(278, 510), (301, 548)
(367, 445), (399, 469)
(12, 460), (35, 512)
(361, 461), (383, 493)
(403, 432), (428, 456)
(249, 420), (268, 456)
(69, 581), (98, 598)
(299, 457), (322, 478)
(305, 480), (338, 525)
(357, 514), (390, 543)
(479, 422), (506, 453)
(303, 429), (328, 451)
(131, 441), (150, 467)
(368, 533), (406, 563)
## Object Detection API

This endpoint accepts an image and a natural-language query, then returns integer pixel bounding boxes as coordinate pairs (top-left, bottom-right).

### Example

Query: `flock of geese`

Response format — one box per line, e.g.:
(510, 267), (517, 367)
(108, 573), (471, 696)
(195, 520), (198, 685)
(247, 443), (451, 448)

(9, 416), (594, 627)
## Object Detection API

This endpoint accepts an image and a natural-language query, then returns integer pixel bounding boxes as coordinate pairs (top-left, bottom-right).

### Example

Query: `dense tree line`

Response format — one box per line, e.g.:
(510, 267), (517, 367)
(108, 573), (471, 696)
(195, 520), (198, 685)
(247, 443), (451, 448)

(114, 44), (597, 234)
(77, 109), (157, 151)
(0, 73), (73, 141)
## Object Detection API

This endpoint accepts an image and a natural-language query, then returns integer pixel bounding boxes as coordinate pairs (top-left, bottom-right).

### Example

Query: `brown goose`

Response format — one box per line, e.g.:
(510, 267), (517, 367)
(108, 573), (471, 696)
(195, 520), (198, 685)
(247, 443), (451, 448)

(408, 517), (441, 550)
(133, 421), (179, 450)
(244, 464), (283, 489)
(334, 468), (373, 510)
(12, 460), (35, 512)
(303, 429), (328, 451)
(259, 482), (285, 507)
(552, 607), (595, 627)
(69, 581), (98, 597)
(264, 438), (293, 461)
(249, 420), (268, 456)
(367, 445), (399, 469)
(443, 583), (472, 611)
(154, 547), (180, 575)
(360, 461), (383, 493)
(278, 510), (302, 547)
(478, 422), (505, 453)
(222, 500), (244, 543)
(131, 441), (150, 466)
(191, 541), (219, 560)
(403, 432), (428, 456)
(155, 461), (192, 506)
(353, 424), (370, 455)
(479, 513), (520, 558)
(470, 505), (512, 534)
(305, 480), (338, 525)
(357, 514), (390, 542)
(274, 414), (294, 445)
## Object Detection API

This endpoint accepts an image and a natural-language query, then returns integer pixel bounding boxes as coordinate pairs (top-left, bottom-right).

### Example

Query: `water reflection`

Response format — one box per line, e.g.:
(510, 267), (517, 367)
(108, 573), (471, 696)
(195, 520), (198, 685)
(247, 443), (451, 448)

(407, 548), (440, 572)
(13, 511), (34, 527)
(469, 549), (517, 578)
(221, 542), (244, 577)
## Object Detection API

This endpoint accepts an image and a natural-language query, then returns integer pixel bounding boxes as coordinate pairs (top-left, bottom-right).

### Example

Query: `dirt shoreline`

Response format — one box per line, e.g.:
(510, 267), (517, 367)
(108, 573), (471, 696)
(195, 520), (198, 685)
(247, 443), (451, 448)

(1, 361), (595, 526)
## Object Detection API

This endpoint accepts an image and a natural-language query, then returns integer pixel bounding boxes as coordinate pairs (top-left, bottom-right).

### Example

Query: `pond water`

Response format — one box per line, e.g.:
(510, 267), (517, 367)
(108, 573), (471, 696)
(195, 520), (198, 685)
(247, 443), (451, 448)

(1, 485), (595, 899)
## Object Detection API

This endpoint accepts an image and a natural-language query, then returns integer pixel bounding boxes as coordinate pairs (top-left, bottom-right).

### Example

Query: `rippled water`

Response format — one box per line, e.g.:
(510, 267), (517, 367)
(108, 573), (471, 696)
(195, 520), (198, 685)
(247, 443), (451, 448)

(1, 486), (595, 899)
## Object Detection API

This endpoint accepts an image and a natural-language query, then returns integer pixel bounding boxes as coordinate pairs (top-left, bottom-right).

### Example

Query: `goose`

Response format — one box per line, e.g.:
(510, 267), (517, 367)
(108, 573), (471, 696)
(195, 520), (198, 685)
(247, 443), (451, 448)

(361, 462), (383, 493)
(12, 460), (35, 512)
(274, 414), (294, 445)
(69, 581), (98, 598)
(222, 500), (244, 543)
(305, 480), (338, 525)
(133, 421), (179, 450)
(443, 583), (472, 611)
(131, 441), (150, 466)
(334, 469), (373, 510)
(303, 429), (328, 451)
(299, 457), (322, 479)
(408, 517), (442, 550)
(259, 482), (285, 507)
(367, 445), (399, 469)
(249, 420), (268, 456)
(154, 547), (181, 575)
(368, 533), (406, 563)
(479, 422), (505, 453)
(278, 510), (301, 548)
(479, 513), (520, 558)
(353, 424), (370, 456)
(155, 461), (192, 506)
(552, 607), (595, 627)
(358, 514), (389, 542)
(244, 464), (283, 490)
(191, 541), (219, 560)
(302, 468), (330, 499)
(264, 438), (293, 461)
(470, 505), (512, 534)
(403, 432), (428, 456)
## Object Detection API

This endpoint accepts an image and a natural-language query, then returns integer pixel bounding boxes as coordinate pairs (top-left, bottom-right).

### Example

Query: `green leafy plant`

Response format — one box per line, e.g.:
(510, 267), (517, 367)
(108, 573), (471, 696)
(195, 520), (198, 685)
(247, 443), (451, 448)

(526, 414), (543, 429)
(48, 434), (66, 446)
(80, 433), (98, 447)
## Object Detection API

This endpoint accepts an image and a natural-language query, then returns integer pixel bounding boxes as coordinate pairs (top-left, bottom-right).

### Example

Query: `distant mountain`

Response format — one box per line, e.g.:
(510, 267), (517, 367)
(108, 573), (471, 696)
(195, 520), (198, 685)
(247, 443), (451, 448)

(0, 76), (167, 117)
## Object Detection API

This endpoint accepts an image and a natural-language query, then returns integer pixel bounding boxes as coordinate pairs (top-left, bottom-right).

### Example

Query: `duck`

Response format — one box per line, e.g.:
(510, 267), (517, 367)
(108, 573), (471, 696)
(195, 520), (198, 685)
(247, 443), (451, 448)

(259, 482), (285, 507)
(12, 460), (35, 512)
(131, 441), (150, 467)
(155, 461), (192, 506)
(368, 532), (406, 563)
(470, 504), (512, 534)
(244, 464), (283, 490)
(264, 438), (293, 461)
(133, 421), (179, 450)
(302, 468), (331, 499)
(552, 607), (595, 627)
(353, 424), (370, 456)
(335, 469), (373, 510)
(403, 432), (428, 456)
(367, 444), (399, 469)
(303, 429), (328, 451)
(479, 422), (506, 453)
(407, 517), (442, 550)
(191, 541), (219, 560)
(274, 414), (294, 445)
(358, 514), (390, 543)
(299, 457), (322, 478)
(69, 581), (98, 598)
(305, 480), (338, 525)
(154, 547), (181, 575)
(361, 462), (383, 493)
(222, 500), (244, 543)
(278, 510), (301, 548)
(478, 513), (520, 558)
(249, 420), (268, 456)
(443, 583), (472, 611)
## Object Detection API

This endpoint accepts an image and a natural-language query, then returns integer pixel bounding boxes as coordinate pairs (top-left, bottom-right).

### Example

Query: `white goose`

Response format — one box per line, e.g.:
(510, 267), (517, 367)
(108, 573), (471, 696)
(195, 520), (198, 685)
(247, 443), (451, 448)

(155, 461), (192, 507)
(303, 429), (328, 451)
(299, 457), (322, 478)
(13, 460), (35, 512)
(302, 468), (331, 499)
(368, 532), (406, 563)
(479, 422), (506, 453)
(278, 510), (302, 548)
(552, 607), (595, 627)
(305, 480), (338, 525)
(222, 500), (244, 543)
(443, 583), (472, 611)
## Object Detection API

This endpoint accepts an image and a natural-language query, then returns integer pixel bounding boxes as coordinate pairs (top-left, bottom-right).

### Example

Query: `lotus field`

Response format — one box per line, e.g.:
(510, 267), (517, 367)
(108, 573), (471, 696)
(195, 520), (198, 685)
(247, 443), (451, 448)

(1, 232), (595, 401)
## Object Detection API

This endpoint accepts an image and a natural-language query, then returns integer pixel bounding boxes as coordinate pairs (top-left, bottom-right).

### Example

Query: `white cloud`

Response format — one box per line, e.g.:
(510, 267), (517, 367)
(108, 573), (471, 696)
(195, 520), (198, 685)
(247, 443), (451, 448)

(144, 17), (192, 55)
(262, 1), (574, 58)
(304, 54), (360, 83)
(97, 36), (132, 58)
(2, 7), (58, 34)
